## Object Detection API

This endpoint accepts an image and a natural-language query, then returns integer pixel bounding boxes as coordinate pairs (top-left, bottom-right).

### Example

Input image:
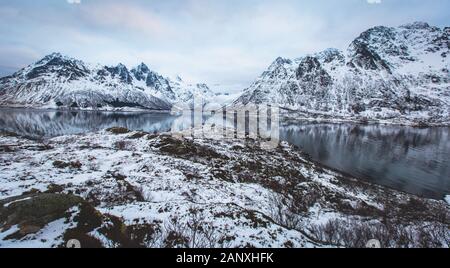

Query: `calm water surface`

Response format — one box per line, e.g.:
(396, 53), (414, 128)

(0, 108), (449, 200)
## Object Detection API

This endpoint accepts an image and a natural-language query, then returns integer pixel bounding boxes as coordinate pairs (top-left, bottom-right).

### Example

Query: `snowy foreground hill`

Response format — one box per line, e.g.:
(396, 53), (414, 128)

(0, 129), (448, 248)
(0, 53), (215, 111)
(234, 22), (450, 125)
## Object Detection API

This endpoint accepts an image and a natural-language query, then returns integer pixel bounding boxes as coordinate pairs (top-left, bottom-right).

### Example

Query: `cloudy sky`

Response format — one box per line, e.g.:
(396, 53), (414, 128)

(0, 0), (449, 91)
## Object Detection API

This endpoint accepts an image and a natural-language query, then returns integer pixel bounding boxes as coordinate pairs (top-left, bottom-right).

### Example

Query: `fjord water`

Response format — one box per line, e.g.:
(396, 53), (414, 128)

(0, 108), (449, 200)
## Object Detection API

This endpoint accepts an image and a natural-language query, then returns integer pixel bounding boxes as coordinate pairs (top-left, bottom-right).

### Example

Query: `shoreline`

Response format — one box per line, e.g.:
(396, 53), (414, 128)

(0, 105), (173, 114)
(280, 110), (450, 128)
(1, 105), (449, 127)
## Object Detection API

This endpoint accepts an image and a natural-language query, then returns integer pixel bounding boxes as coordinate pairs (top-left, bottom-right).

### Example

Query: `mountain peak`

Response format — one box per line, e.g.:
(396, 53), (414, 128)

(131, 63), (152, 82)
(268, 57), (292, 71)
(274, 57), (291, 65)
(314, 48), (345, 64)
(105, 63), (132, 84)
(400, 21), (431, 30)
(116, 63), (128, 69)
(46, 52), (63, 59)
(135, 62), (150, 73)
(36, 52), (73, 65)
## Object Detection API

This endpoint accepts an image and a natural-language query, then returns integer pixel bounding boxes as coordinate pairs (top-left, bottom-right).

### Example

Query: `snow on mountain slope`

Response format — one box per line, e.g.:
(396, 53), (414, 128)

(130, 63), (215, 107)
(0, 53), (215, 111)
(234, 22), (450, 125)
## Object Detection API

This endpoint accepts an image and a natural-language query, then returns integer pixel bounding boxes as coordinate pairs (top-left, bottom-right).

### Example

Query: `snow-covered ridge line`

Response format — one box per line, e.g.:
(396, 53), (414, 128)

(234, 22), (450, 125)
(0, 53), (216, 111)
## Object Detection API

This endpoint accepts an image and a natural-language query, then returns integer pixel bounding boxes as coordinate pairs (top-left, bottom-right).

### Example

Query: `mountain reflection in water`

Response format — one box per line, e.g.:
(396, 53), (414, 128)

(0, 108), (449, 200)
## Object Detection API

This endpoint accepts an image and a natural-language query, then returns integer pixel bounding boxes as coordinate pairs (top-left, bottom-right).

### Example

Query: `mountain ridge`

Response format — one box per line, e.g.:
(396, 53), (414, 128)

(233, 21), (450, 125)
(0, 53), (214, 111)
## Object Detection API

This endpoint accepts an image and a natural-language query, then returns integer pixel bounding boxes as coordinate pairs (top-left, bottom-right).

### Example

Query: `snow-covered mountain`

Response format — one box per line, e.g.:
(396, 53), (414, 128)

(234, 22), (450, 125)
(0, 53), (214, 111)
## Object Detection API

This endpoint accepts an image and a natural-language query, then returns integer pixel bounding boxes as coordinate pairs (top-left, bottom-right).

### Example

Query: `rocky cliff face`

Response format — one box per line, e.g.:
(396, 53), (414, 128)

(234, 22), (450, 125)
(0, 53), (214, 110)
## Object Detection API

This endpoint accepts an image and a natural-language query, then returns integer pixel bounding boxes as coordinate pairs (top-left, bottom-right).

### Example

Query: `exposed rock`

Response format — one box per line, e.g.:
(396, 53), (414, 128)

(0, 193), (84, 237)
(107, 127), (130, 135)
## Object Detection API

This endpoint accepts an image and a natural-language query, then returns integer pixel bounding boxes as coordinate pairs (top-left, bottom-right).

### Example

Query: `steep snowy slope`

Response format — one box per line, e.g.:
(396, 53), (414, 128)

(130, 63), (214, 107)
(0, 53), (214, 110)
(234, 22), (450, 125)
